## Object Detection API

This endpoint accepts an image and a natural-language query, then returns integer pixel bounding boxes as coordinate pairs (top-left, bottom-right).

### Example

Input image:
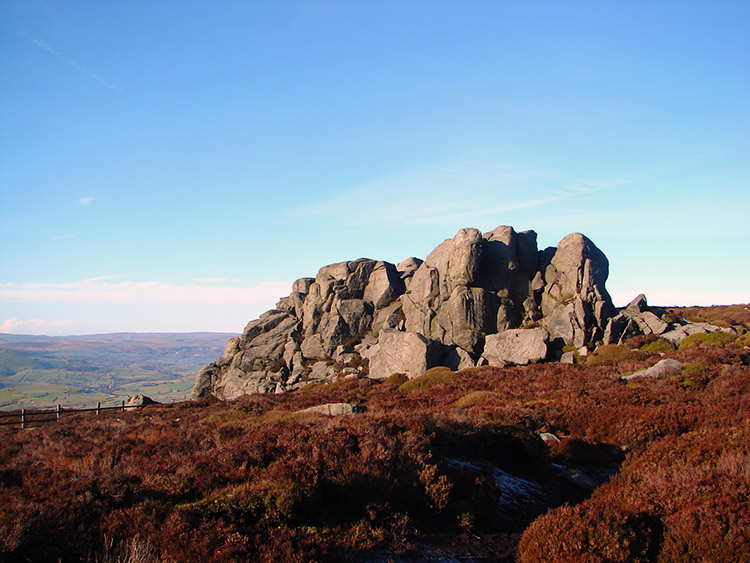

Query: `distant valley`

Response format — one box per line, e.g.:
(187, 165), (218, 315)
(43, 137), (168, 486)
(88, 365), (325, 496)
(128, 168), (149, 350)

(0, 332), (234, 410)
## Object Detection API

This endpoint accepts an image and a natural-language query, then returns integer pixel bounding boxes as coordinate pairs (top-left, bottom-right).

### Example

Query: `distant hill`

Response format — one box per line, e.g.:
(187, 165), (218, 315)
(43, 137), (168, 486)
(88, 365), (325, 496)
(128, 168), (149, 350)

(0, 332), (234, 410)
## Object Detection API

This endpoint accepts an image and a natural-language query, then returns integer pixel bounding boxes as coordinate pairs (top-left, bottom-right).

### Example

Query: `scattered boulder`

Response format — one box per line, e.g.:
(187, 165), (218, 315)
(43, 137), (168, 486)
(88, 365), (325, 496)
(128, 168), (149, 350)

(602, 293), (736, 348)
(297, 403), (365, 416)
(124, 395), (158, 410)
(621, 358), (683, 381)
(661, 321), (735, 346)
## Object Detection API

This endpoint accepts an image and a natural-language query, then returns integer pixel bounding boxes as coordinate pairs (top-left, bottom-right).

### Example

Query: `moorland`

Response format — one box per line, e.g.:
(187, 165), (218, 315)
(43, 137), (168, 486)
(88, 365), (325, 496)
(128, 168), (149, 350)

(0, 305), (748, 562)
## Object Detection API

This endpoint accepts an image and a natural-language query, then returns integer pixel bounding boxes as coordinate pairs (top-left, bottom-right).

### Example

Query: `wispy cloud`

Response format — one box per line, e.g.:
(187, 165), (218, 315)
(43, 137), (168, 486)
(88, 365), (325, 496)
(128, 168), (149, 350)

(0, 317), (73, 334)
(0, 279), (292, 307)
(31, 37), (124, 93)
(78, 196), (95, 207)
(287, 161), (626, 228)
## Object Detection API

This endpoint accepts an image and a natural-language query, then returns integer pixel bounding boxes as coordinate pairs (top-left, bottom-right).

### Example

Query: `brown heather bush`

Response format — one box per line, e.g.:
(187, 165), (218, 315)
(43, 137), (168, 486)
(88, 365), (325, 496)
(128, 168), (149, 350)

(624, 333), (660, 349)
(1, 317), (749, 561)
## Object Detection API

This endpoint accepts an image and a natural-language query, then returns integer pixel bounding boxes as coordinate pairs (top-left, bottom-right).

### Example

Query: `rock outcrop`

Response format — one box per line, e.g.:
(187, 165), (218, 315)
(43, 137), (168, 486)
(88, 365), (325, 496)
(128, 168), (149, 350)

(604, 293), (734, 347)
(604, 294), (669, 344)
(192, 225), (620, 400)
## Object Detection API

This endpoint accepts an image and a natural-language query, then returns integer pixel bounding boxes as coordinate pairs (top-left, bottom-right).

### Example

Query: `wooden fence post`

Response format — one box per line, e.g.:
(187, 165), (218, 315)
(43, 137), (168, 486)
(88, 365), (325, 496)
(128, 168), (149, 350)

(121, 400), (125, 412)
(56, 404), (61, 421)
(21, 409), (25, 429)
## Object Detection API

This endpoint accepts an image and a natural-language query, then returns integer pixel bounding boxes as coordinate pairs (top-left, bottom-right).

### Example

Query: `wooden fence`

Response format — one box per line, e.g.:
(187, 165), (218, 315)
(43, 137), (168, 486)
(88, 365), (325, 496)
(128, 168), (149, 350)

(0, 401), (147, 429)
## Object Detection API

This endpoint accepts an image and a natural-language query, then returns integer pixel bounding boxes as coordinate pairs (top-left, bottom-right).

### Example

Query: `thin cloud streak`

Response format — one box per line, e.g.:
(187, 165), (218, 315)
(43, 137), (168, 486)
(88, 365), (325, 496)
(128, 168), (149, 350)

(31, 37), (124, 93)
(288, 162), (626, 228)
(0, 279), (292, 307)
(78, 196), (95, 207)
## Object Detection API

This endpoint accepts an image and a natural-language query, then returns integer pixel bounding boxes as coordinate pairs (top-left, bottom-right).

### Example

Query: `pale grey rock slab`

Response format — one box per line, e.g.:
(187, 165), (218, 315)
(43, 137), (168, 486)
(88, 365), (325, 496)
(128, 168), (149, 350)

(621, 358), (683, 381)
(363, 261), (405, 309)
(368, 329), (443, 380)
(560, 351), (576, 364)
(483, 327), (549, 367)
(308, 361), (335, 381)
(297, 403), (363, 416)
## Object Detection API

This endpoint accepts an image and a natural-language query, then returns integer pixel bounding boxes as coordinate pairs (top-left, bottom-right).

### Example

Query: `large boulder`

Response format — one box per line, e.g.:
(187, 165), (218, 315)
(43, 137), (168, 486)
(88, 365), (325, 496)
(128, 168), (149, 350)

(540, 233), (614, 349)
(368, 329), (443, 380)
(483, 327), (550, 367)
(401, 263), (441, 335)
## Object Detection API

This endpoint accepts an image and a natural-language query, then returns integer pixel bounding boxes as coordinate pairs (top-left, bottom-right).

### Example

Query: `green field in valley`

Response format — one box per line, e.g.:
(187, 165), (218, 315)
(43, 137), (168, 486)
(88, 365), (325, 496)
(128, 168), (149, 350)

(0, 333), (232, 410)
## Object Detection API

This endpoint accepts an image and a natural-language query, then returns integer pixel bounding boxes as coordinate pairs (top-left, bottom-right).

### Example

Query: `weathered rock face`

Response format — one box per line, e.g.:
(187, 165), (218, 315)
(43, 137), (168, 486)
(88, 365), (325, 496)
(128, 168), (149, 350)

(192, 225), (617, 400)
(604, 294), (669, 345)
(369, 329), (443, 380)
(540, 233), (614, 349)
(482, 327), (550, 367)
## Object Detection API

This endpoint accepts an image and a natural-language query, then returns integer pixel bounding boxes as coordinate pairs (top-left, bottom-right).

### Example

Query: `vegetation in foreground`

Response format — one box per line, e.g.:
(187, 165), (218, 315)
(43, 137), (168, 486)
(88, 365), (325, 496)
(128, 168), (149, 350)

(1, 311), (749, 561)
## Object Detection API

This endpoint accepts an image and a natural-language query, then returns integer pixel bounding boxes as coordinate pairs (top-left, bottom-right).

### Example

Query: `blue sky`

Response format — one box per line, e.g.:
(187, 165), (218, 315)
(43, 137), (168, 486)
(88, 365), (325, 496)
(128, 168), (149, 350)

(1, 1), (748, 335)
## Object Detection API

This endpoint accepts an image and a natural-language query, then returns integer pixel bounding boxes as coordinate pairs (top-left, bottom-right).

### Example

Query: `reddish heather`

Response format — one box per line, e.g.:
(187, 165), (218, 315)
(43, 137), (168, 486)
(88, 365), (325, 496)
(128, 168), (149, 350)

(1, 327), (748, 562)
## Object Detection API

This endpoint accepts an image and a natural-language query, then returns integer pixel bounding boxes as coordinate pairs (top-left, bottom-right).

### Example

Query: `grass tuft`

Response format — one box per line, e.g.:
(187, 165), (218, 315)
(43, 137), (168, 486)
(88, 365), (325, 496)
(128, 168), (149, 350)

(398, 366), (460, 392)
